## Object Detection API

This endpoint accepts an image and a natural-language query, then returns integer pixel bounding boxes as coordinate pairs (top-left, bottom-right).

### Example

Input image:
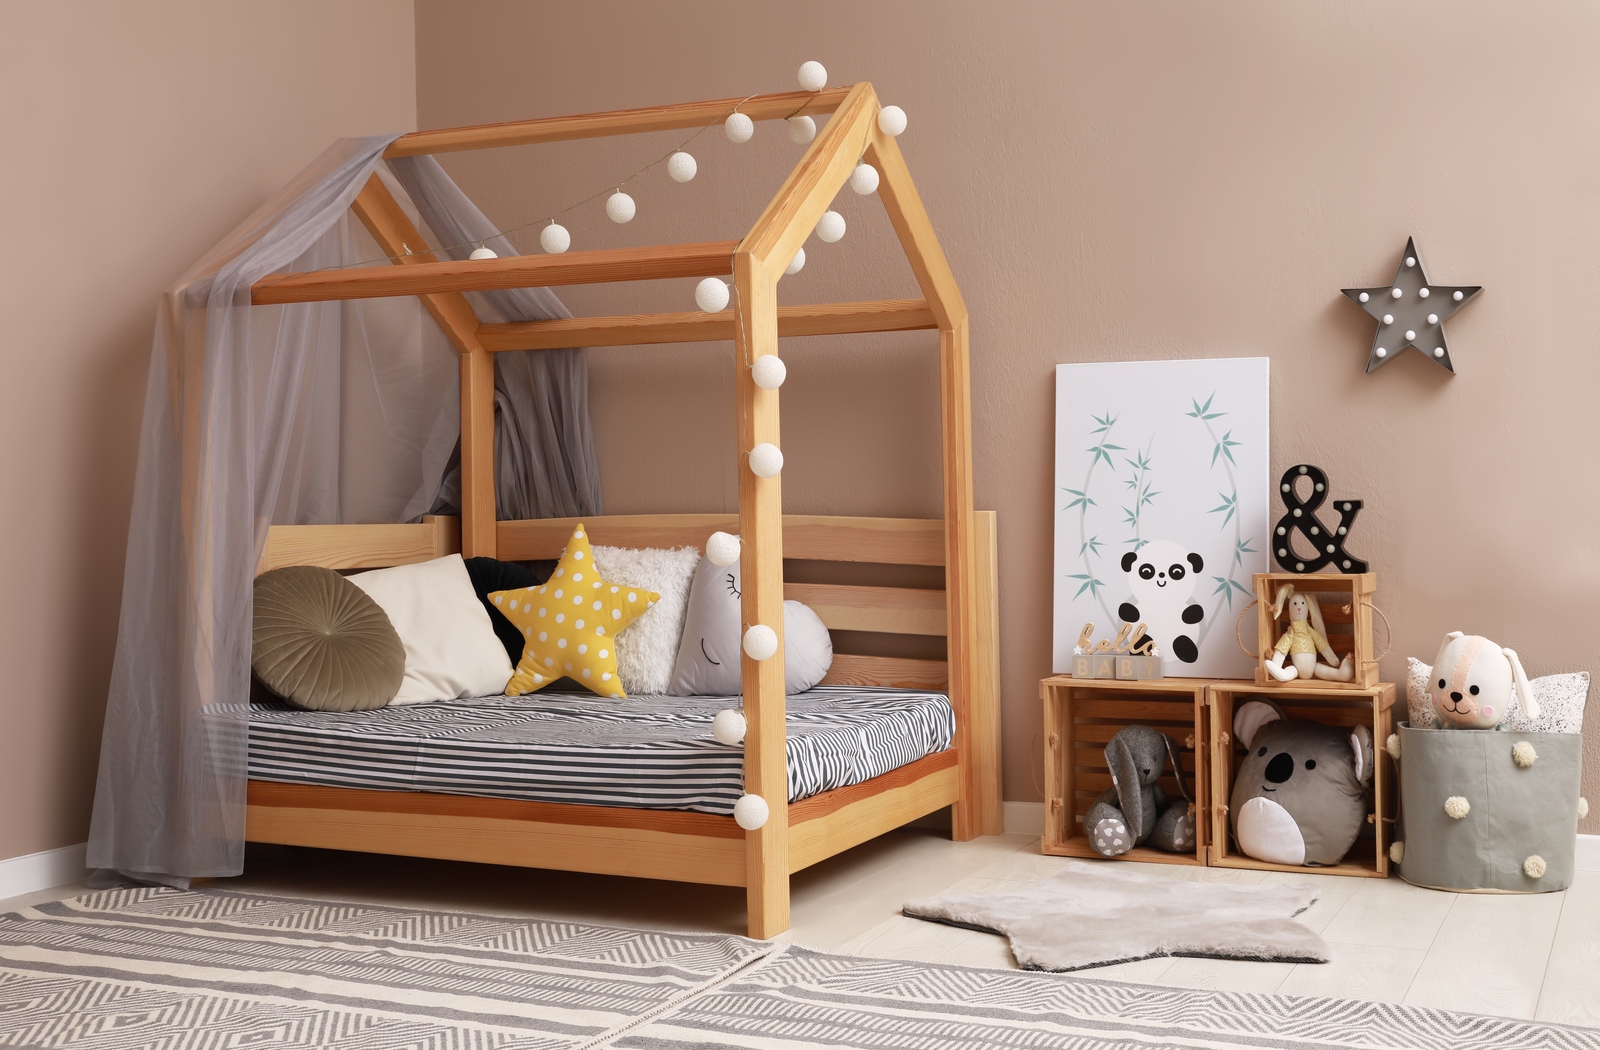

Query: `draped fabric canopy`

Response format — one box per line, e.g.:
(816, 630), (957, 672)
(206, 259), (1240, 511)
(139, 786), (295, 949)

(87, 137), (601, 881)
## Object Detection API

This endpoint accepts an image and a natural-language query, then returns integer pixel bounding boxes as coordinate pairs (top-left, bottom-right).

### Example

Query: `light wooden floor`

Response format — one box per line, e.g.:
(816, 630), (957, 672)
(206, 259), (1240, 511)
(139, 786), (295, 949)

(8, 831), (1597, 1028)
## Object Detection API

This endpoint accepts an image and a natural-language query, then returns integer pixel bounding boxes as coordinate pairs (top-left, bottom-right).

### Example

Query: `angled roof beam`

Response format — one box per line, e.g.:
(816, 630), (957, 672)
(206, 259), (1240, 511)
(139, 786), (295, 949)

(741, 82), (878, 274)
(385, 88), (851, 157)
(251, 241), (737, 305)
(863, 124), (968, 331)
(478, 298), (936, 352)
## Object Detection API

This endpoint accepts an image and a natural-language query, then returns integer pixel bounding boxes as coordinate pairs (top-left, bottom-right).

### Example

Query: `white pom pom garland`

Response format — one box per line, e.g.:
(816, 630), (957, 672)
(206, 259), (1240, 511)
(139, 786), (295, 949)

(797, 60), (828, 92)
(605, 191), (636, 224)
(743, 624), (779, 661)
(878, 105), (907, 136)
(540, 223), (571, 254)
(725, 112), (754, 143)
(849, 163), (880, 195)
(734, 793), (769, 830)
(787, 116), (816, 144)
(785, 247), (806, 275)
(712, 708), (747, 745)
(695, 277), (730, 313)
(748, 442), (783, 478)
(667, 151), (697, 183)
(469, 246), (498, 260)
(751, 355), (787, 390)
(706, 531), (741, 567)
(814, 210), (846, 243)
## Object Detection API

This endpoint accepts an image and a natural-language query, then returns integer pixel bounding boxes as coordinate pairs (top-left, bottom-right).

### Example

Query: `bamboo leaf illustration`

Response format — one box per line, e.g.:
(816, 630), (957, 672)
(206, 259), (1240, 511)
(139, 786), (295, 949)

(1122, 506), (1139, 526)
(1080, 536), (1104, 557)
(1234, 537), (1257, 566)
(1210, 575), (1252, 608)
(1065, 572), (1105, 598)
(1140, 486), (1159, 508)
(1212, 429), (1242, 467)
(1209, 491), (1238, 527)
(1063, 487), (1096, 511)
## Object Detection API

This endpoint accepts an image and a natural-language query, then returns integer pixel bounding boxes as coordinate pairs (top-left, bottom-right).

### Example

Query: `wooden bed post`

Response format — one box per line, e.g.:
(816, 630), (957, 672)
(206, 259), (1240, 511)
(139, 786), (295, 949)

(734, 252), (789, 938)
(866, 128), (1002, 839)
(348, 173), (496, 557)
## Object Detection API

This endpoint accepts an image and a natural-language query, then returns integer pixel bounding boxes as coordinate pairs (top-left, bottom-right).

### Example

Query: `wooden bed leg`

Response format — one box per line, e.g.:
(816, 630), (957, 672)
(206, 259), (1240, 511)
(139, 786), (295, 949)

(735, 252), (791, 938)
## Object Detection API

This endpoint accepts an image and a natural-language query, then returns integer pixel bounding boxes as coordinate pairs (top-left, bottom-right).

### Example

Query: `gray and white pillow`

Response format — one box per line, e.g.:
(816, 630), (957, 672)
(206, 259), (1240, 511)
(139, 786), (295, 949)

(591, 545), (701, 695)
(1406, 656), (1589, 734)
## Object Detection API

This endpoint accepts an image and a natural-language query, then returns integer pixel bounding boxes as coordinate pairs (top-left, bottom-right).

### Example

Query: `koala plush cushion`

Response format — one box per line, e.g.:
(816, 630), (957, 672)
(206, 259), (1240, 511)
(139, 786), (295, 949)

(1229, 702), (1373, 866)
(1406, 657), (1589, 734)
(669, 556), (832, 695)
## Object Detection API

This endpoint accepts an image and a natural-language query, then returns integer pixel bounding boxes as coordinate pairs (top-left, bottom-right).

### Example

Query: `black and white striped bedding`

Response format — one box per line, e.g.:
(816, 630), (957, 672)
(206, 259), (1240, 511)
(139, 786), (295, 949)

(248, 685), (954, 815)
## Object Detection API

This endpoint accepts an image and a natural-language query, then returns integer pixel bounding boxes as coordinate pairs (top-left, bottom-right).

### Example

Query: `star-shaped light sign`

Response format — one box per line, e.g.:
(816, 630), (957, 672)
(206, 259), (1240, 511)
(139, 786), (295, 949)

(1341, 238), (1480, 374)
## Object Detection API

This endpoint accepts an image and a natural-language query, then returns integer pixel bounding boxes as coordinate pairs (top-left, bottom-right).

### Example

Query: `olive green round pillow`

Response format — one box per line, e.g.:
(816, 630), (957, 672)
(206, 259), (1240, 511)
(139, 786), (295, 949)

(253, 565), (405, 711)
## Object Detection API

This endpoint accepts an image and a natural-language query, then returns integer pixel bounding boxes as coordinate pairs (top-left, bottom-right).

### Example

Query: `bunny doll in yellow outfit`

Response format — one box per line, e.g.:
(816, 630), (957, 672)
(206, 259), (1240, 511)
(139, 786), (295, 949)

(1264, 583), (1355, 682)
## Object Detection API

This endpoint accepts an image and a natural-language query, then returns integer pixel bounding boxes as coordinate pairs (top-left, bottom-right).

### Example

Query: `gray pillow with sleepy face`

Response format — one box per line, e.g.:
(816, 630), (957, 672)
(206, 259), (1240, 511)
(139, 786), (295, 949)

(668, 555), (832, 695)
(253, 565), (406, 711)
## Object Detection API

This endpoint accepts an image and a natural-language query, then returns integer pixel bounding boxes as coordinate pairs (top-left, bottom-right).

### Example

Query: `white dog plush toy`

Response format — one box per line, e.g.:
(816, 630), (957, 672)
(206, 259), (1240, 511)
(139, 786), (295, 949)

(1428, 632), (1538, 729)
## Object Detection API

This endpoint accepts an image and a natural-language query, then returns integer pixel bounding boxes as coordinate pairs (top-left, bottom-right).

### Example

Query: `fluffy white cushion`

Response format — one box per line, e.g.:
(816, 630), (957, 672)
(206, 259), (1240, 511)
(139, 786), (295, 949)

(347, 554), (514, 704)
(1406, 656), (1589, 733)
(669, 555), (832, 696)
(590, 544), (701, 695)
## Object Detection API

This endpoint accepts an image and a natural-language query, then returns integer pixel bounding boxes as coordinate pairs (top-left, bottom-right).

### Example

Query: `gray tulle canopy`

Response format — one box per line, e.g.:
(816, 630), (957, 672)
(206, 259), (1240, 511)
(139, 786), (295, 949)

(87, 136), (602, 881)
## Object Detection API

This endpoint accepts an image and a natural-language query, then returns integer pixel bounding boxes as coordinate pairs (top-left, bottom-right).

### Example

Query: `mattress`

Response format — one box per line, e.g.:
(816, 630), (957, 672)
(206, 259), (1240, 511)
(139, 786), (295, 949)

(248, 685), (954, 816)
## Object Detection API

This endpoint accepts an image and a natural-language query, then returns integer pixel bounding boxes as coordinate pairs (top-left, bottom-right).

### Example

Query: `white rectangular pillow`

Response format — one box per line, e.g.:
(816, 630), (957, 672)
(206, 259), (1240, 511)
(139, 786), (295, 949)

(347, 554), (514, 704)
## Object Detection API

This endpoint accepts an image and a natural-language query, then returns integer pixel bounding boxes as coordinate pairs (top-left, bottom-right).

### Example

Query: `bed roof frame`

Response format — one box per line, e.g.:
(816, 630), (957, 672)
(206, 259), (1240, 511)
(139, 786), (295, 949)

(245, 83), (1001, 938)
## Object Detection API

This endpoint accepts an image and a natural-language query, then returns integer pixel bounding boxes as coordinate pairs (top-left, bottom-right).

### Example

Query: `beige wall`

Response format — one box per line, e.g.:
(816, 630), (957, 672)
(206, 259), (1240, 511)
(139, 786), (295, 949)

(0, 1), (416, 862)
(417, 0), (1600, 829)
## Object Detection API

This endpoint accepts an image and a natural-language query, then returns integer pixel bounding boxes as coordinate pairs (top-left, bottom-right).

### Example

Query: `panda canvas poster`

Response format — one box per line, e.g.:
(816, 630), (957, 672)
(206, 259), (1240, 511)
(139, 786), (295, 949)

(1054, 358), (1270, 679)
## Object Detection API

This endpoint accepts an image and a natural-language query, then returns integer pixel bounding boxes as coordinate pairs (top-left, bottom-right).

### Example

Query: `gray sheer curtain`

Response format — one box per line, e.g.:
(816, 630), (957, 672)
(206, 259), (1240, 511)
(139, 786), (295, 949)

(388, 156), (603, 520)
(88, 138), (601, 881)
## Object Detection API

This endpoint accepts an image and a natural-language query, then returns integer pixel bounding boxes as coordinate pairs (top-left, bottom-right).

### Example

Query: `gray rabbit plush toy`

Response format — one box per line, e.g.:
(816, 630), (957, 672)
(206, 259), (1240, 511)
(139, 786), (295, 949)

(1083, 724), (1197, 856)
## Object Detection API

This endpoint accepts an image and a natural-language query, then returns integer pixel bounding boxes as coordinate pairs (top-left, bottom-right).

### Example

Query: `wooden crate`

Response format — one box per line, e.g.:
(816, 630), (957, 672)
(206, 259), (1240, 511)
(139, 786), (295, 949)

(1252, 572), (1378, 688)
(1208, 680), (1395, 878)
(1039, 676), (1211, 865)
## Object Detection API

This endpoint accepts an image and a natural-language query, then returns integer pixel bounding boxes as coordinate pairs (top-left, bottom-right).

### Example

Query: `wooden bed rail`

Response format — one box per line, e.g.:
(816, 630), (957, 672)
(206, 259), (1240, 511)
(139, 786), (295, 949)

(477, 299), (936, 352)
(251, 241), (737, 306)
(382, 87), (851, 157)
(495, 513), (945, 564)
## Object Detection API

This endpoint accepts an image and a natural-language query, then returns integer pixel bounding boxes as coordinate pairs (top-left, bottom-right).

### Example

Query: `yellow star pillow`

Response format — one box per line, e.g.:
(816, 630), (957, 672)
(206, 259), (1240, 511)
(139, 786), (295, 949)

(489, 523), (657, 698)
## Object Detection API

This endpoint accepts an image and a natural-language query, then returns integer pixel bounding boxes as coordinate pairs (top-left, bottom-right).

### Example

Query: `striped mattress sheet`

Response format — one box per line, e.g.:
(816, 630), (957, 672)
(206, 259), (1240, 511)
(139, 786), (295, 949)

(248, 685), (954, 816)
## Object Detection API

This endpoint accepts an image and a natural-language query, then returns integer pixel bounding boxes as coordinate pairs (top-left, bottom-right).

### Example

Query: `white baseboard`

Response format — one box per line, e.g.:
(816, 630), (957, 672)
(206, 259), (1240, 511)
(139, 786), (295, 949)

(0, 843), (87, 901)
(1004, 801), (1044, 836)
(1578, 833), (1600, 872)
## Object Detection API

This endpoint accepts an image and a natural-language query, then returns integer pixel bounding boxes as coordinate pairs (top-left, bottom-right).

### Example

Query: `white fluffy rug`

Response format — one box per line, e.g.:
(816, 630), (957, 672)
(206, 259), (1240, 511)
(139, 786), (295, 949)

(903, 860), (1329, 971)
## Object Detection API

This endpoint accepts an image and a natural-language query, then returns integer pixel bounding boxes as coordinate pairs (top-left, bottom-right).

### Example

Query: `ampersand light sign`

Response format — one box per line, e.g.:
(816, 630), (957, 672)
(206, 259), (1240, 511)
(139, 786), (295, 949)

(1273, 464), (1368, 574)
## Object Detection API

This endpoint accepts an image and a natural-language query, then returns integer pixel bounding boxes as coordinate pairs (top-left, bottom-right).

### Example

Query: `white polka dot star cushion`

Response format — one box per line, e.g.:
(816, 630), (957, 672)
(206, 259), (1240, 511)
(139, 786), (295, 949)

(1407, 656), (1589, 733)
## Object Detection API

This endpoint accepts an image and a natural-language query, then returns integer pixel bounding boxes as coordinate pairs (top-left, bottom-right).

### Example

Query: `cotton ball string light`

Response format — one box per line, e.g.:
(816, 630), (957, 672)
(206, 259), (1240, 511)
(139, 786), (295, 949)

(742, 624), (779, 661)
(606, 190), (636, 224)
(540, 223), (571, 254)
(725, 111), (754, 143)
(695, 277), (730, 313)
(849, 163), (880, 195)
(787, 116), (816, 144)
(814, 210), (846, 243)
(748, 442), (783, 478)
(878, 104), (907, 136)
(734, 793), (769, 830)
(469, 246), (498, 260)
(667, 151), (697, 183)
(797, 60), (828, 92)
(711, 708), (747, 746)
(706, 531), (742, 568)
(785, 247), (806, 275)
(751, 354), (787, 390)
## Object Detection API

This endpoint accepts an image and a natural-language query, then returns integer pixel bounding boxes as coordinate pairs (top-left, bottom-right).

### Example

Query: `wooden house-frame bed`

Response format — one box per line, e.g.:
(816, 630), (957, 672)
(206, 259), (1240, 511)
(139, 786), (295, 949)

(242, 82), (1001, 938)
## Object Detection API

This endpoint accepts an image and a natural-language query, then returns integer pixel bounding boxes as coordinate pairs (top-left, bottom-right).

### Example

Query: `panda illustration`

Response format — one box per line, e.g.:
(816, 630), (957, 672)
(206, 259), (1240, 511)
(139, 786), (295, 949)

(1118, 540), (1205, 664)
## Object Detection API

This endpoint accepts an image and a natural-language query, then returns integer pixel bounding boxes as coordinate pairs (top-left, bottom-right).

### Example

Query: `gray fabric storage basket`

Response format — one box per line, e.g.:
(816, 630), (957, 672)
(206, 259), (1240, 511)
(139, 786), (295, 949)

(1397, 723), (1581, 893)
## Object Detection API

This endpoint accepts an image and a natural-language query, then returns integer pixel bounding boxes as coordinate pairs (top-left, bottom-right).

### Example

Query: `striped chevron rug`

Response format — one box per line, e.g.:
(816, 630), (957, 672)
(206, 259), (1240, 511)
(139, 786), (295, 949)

(1, 889), (1593, 1049)
(0, 887), (766, 1048)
